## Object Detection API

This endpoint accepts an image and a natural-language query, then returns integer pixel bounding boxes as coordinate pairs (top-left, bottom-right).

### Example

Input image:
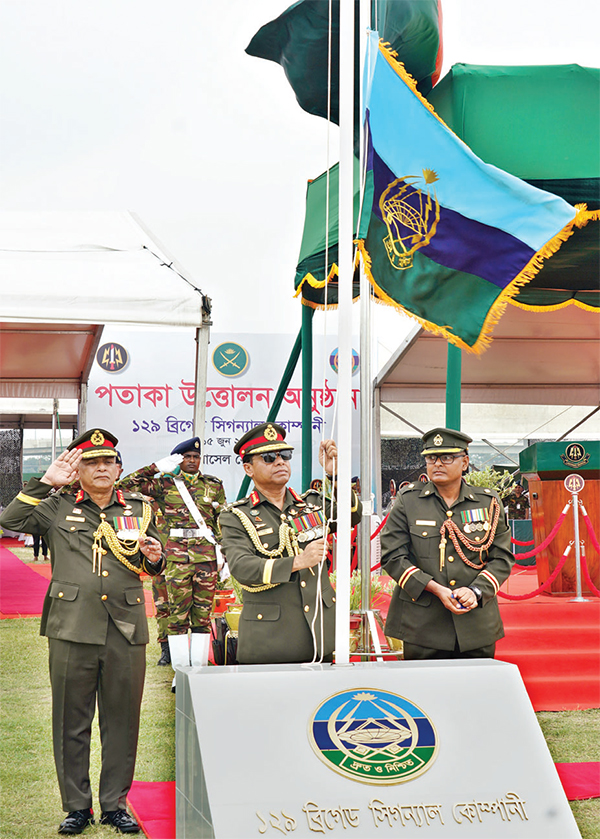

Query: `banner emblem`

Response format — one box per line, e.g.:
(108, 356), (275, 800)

(308, 688), (438, 785)
(212, 342), (249, 377)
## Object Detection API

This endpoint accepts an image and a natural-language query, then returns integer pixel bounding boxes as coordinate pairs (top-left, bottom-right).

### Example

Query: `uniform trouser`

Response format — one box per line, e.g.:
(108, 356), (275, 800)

(48, 619), (146, 812)
(164, 558), (217, 635)
(151, 573), (170, 643)
(403, 640), (496, 660)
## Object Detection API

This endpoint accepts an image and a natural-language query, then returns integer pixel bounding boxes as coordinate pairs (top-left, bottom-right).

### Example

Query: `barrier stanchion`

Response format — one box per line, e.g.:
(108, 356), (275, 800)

(564, 474), (590, 602)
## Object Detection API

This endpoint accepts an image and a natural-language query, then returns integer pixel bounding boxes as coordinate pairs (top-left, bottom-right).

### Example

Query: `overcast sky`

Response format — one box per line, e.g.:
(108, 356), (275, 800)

(1, 0), (598, 346)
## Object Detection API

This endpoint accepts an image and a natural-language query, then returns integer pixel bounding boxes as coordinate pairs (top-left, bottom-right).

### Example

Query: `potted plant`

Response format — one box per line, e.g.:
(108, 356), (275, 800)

(329, 570), (394, 652)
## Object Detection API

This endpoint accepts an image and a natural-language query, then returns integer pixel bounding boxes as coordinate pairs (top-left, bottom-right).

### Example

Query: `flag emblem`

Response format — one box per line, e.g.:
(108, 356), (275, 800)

(381, 169), (440, 270)
(308, 688), (438, 785)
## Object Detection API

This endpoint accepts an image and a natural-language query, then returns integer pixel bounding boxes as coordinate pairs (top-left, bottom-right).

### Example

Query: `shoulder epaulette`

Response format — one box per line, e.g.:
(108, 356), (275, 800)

(469, 485), (501, 497)
(222, 499), (248, 512)
(122, 491), (143, 500)
(203, 473), (223, 485)
(399, 482), (417, 494)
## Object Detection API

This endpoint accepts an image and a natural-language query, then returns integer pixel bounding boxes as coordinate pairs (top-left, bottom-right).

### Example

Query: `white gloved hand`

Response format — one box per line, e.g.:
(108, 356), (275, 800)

(155, 453), (183, 475)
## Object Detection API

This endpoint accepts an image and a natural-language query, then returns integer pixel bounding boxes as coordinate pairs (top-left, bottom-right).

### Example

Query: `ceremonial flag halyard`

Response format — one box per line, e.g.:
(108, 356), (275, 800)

(358, 32), (599, 353)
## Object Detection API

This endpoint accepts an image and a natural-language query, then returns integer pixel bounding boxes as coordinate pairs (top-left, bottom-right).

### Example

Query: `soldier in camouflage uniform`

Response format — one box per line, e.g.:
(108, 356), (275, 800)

(506, 483), (530, 520)
(119, 437), (226, 669)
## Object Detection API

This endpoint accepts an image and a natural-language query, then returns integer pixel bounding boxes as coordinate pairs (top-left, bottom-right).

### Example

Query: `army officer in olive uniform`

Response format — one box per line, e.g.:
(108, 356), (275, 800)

(219, 423), (361, 664)
(0, 429), (165, 836)
(381, 428), (514, 660)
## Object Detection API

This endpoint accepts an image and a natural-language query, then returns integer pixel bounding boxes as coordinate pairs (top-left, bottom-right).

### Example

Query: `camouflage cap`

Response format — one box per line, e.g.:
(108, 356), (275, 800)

(234, 422), (294, 459)
(68, 428), (119, 460)
(421, 427), (472, 456)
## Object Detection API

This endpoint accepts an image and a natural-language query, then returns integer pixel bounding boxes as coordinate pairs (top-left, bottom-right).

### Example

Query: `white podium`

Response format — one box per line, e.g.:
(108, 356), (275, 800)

(175, 660), (579, 838)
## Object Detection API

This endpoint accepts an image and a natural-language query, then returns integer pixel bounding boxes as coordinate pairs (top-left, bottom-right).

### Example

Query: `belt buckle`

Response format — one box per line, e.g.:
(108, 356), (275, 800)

(183, 528), (194, 539)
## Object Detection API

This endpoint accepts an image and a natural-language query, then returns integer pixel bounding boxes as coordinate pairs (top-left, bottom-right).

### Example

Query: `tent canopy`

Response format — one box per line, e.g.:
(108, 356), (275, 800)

(0, 211), (209, 403)
(375, 304), (600, 407)
(428, 63), (600, 310)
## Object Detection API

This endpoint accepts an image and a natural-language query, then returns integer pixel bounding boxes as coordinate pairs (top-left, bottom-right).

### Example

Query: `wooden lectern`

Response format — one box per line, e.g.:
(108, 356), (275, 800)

(520, 441), (599, 595)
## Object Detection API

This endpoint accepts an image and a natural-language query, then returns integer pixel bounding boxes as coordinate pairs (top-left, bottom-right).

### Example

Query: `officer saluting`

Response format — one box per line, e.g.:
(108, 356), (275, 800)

(381, 428), (515, 660)
(0, 429), (165, 835)
(219, 423), (361, 664)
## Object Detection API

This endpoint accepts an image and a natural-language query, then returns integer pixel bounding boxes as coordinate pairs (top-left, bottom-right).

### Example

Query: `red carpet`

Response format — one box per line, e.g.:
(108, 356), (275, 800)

(0, 543), (49, 618)
(556, 762), (600, 801)
(0, 540), (156, 618)
(497, 567), (600, 711)
(127, 765), (599, 838)
(128, 781), (175, 839)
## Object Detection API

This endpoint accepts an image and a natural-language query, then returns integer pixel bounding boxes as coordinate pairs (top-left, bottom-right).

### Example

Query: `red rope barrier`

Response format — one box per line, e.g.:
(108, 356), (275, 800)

(370, 514), (389, 541)
(498, 546), (571, 600)
(508, 504), (570, 559)
(511, 537), (535, 546)
(580, 503), (600, 555)
(580, 544), (600, 598)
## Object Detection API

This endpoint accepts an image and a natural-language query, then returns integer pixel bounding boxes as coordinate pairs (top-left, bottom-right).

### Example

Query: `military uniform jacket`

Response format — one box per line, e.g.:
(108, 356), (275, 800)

(0, 478), (164, 646)
(219, 485), (361, 664)
(380, 480), (514, 652)
(119, 465), (225, 563)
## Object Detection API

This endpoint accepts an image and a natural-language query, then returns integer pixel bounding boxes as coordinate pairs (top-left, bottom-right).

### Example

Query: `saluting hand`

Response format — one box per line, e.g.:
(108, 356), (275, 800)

(41, 448), (83, 488)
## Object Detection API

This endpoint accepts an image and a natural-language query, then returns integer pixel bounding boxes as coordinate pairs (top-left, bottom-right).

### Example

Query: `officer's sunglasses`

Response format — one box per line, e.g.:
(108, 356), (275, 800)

(424, 453), (466, 465)
(258, 450), (293, 464)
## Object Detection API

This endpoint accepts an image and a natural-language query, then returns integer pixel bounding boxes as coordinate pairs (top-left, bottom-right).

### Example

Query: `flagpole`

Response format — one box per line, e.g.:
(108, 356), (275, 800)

(358, 1), (372, 642)
(334, 0), (355, 667)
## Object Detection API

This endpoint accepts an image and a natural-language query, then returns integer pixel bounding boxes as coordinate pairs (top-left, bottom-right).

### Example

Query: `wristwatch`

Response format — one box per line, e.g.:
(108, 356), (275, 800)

(468, 585), (483, 604)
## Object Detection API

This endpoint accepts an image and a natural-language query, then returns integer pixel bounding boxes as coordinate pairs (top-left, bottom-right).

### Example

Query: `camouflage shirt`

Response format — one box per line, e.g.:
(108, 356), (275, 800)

(119, 464), (226, 563)
(506, 492), (530, 520)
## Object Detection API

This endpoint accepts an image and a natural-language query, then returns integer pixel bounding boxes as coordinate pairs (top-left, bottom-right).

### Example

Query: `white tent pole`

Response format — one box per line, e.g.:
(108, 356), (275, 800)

(193, 306), (212, 460)
(334, 0), (355, 667)
(51, 398), (58, 461)
(79, 383), (88, 434)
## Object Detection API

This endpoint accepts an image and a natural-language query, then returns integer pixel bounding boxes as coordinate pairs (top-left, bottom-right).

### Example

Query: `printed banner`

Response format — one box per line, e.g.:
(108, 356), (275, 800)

(88, 330), (361, 500)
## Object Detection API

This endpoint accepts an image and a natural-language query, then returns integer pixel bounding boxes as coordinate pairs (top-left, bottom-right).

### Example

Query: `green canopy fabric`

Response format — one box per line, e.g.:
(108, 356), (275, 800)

(428, 64), (600, 311)
(294, 157), (373, 308)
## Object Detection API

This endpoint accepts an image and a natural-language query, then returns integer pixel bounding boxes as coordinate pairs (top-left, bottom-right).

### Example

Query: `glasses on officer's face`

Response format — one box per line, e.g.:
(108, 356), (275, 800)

(424, 453), (466, 465)
(258, 450), (293, 464)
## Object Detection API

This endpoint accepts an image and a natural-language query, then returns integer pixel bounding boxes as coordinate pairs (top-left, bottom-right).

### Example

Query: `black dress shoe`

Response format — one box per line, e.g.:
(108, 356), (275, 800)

(58, 808), (94, 834)
(100, 810), (141, 833)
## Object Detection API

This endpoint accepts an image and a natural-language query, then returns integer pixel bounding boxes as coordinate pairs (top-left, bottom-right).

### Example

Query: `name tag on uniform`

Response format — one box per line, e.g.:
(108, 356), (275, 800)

(65, 515), (85, 522)
(114, 516), (143, 539)
(256, 527), (274, 536)
(415, 519), (436, 526)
